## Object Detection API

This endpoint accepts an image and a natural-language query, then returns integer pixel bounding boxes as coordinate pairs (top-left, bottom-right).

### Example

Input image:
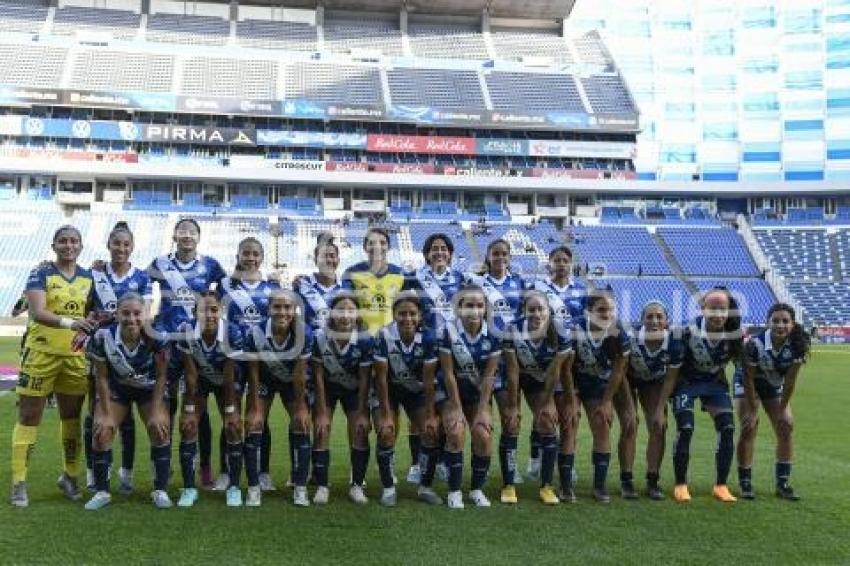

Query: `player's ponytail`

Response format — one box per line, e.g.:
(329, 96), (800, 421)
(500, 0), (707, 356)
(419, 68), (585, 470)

(109, 221), (133, 242)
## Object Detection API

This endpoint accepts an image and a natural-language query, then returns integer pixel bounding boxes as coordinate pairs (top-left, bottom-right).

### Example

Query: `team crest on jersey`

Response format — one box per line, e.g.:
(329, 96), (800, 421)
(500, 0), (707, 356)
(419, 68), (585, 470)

(105, 300), (117, 312)
(176, 287), (193, 299)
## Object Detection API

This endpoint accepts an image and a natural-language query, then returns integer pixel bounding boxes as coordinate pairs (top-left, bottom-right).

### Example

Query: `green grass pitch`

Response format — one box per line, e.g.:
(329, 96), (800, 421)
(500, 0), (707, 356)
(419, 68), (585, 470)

(0, 338), (848, 564)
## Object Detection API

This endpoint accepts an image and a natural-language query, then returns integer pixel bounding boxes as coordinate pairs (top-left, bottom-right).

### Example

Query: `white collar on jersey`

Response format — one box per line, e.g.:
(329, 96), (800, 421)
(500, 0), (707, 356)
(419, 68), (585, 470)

(638, 327), (669, 354)
(546, 277), (575, 293)
(194, 318), (225, 348)
(763, 329), (789, 352)
(106, 263), (138, 284)
(456, 318), (488, 344)
(584, 317), (613, 348)
(169, 252), (201, 271)
(115, 325), (143, 357)
(310, 273), (340, 292)
(387, 322), (421, 352)
(487, 272), (511, 286)
(425, 265), (453, 281)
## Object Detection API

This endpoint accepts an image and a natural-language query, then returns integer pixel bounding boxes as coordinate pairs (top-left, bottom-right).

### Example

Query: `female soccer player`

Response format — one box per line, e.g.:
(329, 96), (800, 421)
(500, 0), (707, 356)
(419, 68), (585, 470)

(435, 285), (502, 509)
(244, 289), (313, 507)
(311, 292), (374, 504)
(147, 217), (226, 488)
(84, 293), (173, 510)
(175, 292), (245, 508)
(659, 287), (743, 503)
(373, 293), (440, 506)
(735, 303), (809, 501)
(11, 225), (95, 508)
(341, 227), (405, 335)
(567, 288), (631, 503)
(214, 237), (278, 492)
(526, 246), (585, 481)
(295, 234), (344, 332)
(467, 239), (525, 502)
(630, 301), (684, 500)
(503, 290), (573, 504)
(84, 221), (151, 496)
(402, 233), (464, 484)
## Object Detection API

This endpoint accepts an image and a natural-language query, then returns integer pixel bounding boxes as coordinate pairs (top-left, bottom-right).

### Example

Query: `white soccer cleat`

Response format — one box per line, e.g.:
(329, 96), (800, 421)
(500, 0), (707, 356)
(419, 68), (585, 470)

(293, 486), (310, 507)
(151, 489), (173, 509)
(348, 484), (368, 505)
(225, 486), (243, 507)
(245, 486), (262, 507)
(380, 487), (397, 507)
(85, 491), (111, 511)
(469, 489), (492, 508)
(177, 487), (198, 508)
(417, 486), (443, 506)
(313, 485), (330, 505)
(447, 490), (464, 509)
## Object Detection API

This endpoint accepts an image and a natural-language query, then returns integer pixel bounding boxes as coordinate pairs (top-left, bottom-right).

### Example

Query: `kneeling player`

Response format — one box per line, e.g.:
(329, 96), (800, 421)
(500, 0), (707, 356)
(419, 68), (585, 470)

(245, 290), (313, 507)
(85, 293), (173, 510)
(373, 293), (440, 506)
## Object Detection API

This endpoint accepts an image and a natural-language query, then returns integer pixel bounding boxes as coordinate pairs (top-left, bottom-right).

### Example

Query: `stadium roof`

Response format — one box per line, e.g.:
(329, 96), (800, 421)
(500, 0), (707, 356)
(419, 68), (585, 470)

(238, 0), (576, 19)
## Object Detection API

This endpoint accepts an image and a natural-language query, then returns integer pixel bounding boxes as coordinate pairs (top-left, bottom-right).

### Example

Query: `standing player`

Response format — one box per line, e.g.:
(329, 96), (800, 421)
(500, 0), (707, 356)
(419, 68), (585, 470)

(466, 239), (525, 502)
(735, 303), (809, 501)
(244, 289), (313, 507)
(311, 293), (374, 504)
(630, 301), (684, 500)
(341, 227), (405, 335)
(11, 225), (95, 507)
(84, 221), (151, 496)
(503, 290), (573, 504)
(147, 218), (226, 487)
(526, 246), (585, 481)
(402, 233), (463, 484)
(567, 288), (631, 503)
(659, 287), (743, 503)
(435, 285), (502, 509)
(84, 293), (173, 510)
(373, 293), (440, 506)
(175, 292), (245, 507)
(215, 237), (278, 492)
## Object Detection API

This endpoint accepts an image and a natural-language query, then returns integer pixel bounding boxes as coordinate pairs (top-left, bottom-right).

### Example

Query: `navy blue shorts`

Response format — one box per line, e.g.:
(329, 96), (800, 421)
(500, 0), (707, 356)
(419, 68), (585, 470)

(108, 378), (166, 407)
(436, 378), (481, 409)
(389, 385), (426, 415)
(249, 378), (301, 404)
(321, 383), (360, 414)
(519, 375), (546, 398)
(672, 380), (732, 413)
(575, 375), (608, 402)
(198, 377), (244, 399)
(733, 374), (782, 401)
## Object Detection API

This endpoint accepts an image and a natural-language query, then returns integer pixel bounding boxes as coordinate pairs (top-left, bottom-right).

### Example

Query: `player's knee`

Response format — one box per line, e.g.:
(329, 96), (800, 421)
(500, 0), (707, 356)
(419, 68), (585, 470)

(445, 429), (464, 452)
(378, 427), (395, 447)
(675, 409), (694, 432)
(714, 411), (735, 433)
(471, 429), (491, 455)
(537, 412), (557, 436)
(620, 411), (637, 439)
(501, 416), (519, 436)
(777, 417), (794, 440)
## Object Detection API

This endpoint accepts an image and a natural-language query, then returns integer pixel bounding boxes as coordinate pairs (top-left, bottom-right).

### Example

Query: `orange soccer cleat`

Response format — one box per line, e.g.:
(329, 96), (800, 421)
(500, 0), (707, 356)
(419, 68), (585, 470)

(673, 484), (692, 502)
(712, 484), (737, 503)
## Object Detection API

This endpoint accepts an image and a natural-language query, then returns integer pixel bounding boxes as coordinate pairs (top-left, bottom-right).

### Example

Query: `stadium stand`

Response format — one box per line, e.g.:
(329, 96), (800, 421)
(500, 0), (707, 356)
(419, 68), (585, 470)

(70, 50), (175, 93)
(580, 75), (637, 114)
(570, 226), (671, 276)
(324, 17), (404, 56)
(146, 12), (230, 46)
(573, 31), (614, 68)
(236, 18), (317, 51)
(285, 62), (384, 106)
(408, 22), (489, 60)
(658, 228), (760, 277)
(0, 43), (67, 88)
(485, 72), (586, 113)
(52, 5), (141, 39)
(386, 67), (485, 109)
(754, 230), (833, 280)
(182, 56), (278, 99)
(0, 0), (47, 34)
(490, 28), (574, 64)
